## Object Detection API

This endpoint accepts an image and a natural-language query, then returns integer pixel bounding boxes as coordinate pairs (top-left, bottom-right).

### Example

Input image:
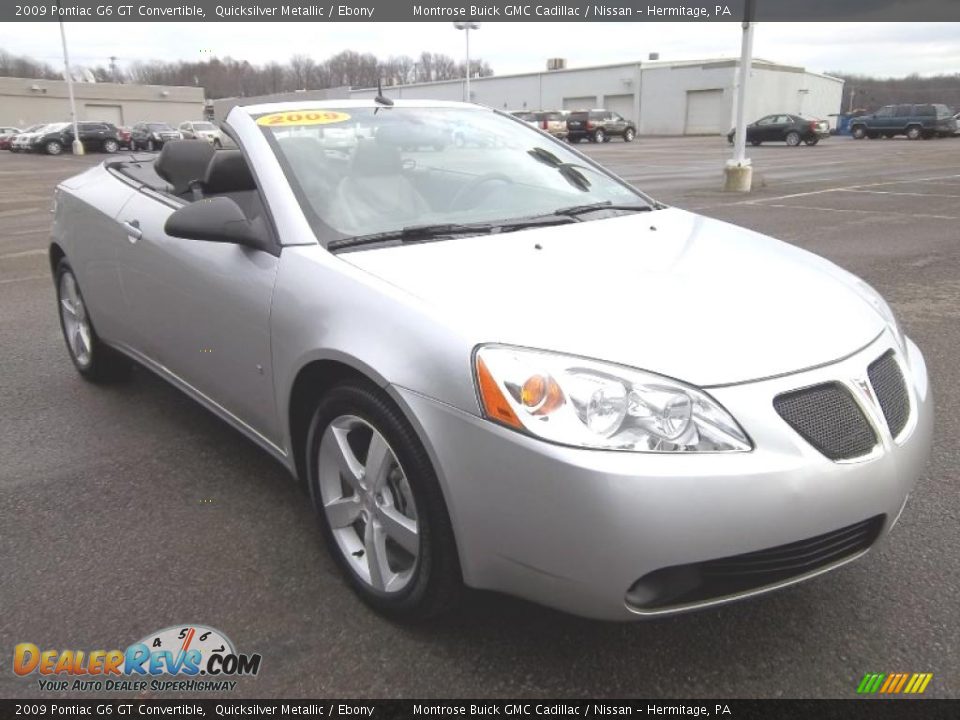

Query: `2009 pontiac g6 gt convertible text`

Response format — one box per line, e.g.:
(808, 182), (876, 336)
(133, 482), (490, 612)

(50, 100), (933, 621)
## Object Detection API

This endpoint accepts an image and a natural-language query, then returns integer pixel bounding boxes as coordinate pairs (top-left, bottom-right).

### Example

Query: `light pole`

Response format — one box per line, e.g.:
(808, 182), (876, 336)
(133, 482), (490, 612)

(453, 22), (480, 103)
(724, 0), (756, 192)
(58, 17), (84, 155)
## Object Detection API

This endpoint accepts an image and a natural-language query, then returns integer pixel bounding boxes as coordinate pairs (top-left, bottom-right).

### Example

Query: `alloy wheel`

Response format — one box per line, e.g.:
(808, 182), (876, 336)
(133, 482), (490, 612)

(59, 271), (93, 368)
(317, 415), (420, 593)
(785, 132), (801, 146)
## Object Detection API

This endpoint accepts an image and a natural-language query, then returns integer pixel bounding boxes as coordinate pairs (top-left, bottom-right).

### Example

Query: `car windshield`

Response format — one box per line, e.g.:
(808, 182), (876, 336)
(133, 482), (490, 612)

(45, 123), (70, 132)
(256, 105), (652, 247)
(193, 122), (216, 130)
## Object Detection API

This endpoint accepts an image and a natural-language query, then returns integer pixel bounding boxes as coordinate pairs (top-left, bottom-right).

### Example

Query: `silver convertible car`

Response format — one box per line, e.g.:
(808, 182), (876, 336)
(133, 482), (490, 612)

(50, 100), (933, 621)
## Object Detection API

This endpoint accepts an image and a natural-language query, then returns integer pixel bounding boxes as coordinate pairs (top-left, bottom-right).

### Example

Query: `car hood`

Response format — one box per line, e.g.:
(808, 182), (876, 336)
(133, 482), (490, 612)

(341, 208), (886, 387)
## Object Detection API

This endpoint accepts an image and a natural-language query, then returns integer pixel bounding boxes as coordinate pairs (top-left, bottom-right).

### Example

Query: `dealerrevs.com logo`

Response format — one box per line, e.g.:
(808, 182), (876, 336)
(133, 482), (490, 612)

(13, 624), (261, 692)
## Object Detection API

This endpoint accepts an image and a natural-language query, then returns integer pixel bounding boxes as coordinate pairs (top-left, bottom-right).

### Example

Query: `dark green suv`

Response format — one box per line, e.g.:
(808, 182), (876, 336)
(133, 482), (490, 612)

(850, 104), (956, 140)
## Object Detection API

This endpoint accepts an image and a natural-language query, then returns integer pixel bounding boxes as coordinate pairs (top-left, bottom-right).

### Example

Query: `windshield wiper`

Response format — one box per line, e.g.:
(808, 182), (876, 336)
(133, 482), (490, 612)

(329, 222), (494, 251)
(552, 200), (654, 217)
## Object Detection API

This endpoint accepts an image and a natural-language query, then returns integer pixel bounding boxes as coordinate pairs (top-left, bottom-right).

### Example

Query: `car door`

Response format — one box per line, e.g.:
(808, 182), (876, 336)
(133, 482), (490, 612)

(609, 112), (627, 136)
(753, 115), (776, 141)
(115, 184), (282, 444)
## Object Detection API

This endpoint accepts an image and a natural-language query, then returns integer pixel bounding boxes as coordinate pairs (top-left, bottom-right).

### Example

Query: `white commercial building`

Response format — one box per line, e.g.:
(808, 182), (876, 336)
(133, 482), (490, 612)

(351, 58), (844, 135)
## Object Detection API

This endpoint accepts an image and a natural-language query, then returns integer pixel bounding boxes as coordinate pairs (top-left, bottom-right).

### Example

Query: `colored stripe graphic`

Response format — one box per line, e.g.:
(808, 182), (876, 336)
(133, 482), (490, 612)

(857, 672), (932, 694)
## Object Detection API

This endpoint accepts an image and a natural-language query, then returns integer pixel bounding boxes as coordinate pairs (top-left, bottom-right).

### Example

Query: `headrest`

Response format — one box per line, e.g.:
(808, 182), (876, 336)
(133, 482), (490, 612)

(203, 149), (257, 193)
(154, 140), (216, 195)
(351, 139), (401, 176)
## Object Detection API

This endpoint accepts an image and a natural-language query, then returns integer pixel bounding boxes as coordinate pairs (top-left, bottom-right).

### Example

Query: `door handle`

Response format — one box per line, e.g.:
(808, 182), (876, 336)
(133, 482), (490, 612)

(122, 219), (142, 242)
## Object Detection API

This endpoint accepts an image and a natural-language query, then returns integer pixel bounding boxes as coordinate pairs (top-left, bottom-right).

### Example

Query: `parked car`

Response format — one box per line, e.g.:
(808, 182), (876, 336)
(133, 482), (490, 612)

(9, 123), (48, 152)
(531, 111), (569, 140)
(510, 111), (538, 128)
(49, 100), (931, 622)
(727, 114), (830, 146)
(0, 126), (22, 150)
(179, 120), (223, 147)
(33, 121), (123, 155)
(130, 122), (183, 151)
(116, 126), (133, 150)
(850, 104), (956, 140)
(566, 110), (636, 143)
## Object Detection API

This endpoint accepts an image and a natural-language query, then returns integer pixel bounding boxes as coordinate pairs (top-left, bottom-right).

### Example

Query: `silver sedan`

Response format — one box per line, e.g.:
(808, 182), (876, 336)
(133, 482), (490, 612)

(50, 100), (933, 620)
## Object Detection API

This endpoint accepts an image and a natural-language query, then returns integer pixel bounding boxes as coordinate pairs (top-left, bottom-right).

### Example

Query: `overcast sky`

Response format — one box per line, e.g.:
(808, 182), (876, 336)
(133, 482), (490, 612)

(1, 22), (958, 78)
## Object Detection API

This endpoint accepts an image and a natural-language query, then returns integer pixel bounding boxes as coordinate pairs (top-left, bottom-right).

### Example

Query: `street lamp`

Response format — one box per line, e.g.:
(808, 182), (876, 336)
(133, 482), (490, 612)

(453, 22), (480, 103)
(57, 16), (84, 155)
(724, 0), (756, 192)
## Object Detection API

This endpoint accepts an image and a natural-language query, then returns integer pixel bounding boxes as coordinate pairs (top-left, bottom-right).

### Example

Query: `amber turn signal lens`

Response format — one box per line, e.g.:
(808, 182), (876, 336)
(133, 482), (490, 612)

(521, 374), (564, 415)
(476, 357), (522, 428)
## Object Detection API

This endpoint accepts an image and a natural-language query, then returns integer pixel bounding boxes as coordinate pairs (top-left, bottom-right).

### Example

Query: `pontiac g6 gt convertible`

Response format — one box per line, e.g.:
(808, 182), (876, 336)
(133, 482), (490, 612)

(50, 100), (933, 620)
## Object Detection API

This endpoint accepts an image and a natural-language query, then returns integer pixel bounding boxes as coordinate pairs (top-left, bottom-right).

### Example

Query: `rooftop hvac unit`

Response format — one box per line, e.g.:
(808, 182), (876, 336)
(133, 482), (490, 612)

(648, 52), (660, 61)
(546, 58), (567, 71)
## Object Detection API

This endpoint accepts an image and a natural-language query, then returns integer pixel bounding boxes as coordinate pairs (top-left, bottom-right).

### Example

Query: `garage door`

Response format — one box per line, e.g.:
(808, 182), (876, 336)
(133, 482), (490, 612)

(563, 96), (596, 111)
(684, 90), (724, 135)
(605, 94), (635, 123)
(83, 104), (123, 125)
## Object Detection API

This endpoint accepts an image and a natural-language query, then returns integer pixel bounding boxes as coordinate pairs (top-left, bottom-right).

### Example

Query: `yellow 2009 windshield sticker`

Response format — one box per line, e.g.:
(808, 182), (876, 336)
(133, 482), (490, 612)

(256, 110), (351, 127)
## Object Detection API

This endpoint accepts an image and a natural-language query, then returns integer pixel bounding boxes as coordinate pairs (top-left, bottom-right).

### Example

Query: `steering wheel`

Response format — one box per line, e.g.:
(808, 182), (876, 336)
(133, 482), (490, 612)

(448, 172), (514, 211)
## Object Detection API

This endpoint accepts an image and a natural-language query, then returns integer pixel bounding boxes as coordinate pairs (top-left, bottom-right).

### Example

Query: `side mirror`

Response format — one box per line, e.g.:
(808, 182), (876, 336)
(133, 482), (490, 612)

(164, 197), (261, 248)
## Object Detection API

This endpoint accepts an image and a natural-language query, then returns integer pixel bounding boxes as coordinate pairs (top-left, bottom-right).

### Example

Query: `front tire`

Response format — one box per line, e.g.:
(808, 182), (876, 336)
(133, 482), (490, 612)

(45, 140), (63, 155)
(623, 128), (635, 142)
(851, 125), (867, 139)
(55, 260), (132, 383)
(592, 129), (606, 143)
(906, 126), (922, 140)
(306, 382), (461, 621)
(102, 139), (119, 153)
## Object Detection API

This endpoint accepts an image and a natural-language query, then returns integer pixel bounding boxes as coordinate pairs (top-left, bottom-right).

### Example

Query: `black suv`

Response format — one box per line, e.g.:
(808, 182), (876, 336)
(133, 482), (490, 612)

(850, 104), (957, 140)
(566, 110), (636, 143)
(33, 121), (122, 155)
(130, 122), (183, 151)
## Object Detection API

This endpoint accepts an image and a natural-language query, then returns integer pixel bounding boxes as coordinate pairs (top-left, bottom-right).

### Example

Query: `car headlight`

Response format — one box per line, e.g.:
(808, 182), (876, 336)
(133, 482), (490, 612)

(474, 345), (751, 453)
(855, 280), (906, 351)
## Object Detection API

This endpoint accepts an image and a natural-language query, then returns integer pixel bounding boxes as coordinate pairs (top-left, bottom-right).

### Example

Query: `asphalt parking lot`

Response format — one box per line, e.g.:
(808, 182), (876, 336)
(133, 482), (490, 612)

(1, 134), (958, 699)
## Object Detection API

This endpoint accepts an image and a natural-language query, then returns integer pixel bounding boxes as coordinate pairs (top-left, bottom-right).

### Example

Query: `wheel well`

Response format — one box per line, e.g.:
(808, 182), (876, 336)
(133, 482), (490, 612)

(49, 242), (65, 276)
(287, 359), (376, 486)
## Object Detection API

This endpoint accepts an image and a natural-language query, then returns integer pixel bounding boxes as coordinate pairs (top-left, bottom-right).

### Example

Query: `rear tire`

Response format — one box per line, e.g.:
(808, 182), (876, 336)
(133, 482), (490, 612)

(623, 128), (635, 142)
(593, 129), (606, 143)
(804, 137), (820, 146)
(55, 259), (132, 383)
(305, 382), (462, 622)
(785, 131), (801, 147)
(851, 125), (867, 139)
(906, 125), (922, 140)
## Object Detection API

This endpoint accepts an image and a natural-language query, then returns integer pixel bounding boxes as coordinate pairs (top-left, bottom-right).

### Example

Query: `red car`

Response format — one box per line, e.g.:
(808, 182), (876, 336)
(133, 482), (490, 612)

(0, 126), (23, 150)
(117, 126), (133, 150)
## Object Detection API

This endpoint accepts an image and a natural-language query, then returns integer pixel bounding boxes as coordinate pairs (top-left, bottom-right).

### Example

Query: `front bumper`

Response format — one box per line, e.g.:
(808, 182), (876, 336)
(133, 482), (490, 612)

(396, 331), (933, 620)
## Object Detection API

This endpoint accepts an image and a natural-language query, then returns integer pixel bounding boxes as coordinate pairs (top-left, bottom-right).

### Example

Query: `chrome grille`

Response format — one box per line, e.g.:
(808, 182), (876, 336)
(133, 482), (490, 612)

(774, 382), (877, 460)
(868, 350), (910, 438)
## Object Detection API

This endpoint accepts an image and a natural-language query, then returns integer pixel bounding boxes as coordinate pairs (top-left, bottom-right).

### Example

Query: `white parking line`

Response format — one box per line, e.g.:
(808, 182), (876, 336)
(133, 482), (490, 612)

(0, 248), (47, 260)
(758, 203), (958, 220)
(0, 274), (47, 285)
(838, 189), (960, 198)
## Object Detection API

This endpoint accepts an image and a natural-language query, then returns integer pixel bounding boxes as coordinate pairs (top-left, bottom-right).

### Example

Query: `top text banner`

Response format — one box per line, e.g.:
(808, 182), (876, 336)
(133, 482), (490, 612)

(5, 0), (960, 22)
